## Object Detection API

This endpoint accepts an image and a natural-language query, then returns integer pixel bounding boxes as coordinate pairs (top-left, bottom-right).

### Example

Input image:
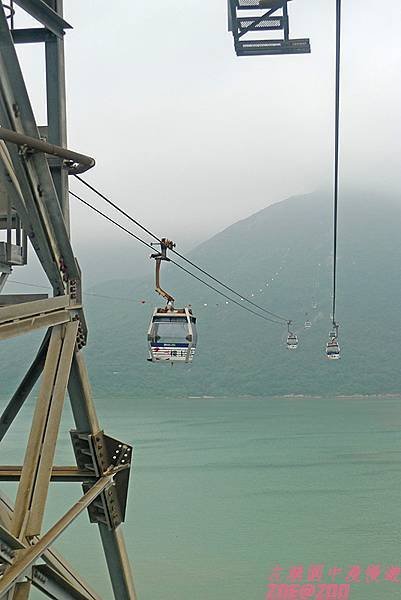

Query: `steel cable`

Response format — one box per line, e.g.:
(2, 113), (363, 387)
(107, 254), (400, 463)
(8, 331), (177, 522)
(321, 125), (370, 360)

(73, 174), (290, 322)
(69, 191), (284, 325)
(332, 0), (341, 326)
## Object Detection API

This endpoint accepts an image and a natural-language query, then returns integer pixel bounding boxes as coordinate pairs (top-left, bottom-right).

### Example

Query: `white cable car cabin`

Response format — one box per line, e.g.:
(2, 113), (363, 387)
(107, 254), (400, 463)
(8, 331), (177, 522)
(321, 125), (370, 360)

(326, 325), (340, 360)
(286, 321), (298, 350)
(147, 238), (198, 364)
(326, 338), (340, 360)
(148, 306), (197, 363)
(286, 332), (298, 350)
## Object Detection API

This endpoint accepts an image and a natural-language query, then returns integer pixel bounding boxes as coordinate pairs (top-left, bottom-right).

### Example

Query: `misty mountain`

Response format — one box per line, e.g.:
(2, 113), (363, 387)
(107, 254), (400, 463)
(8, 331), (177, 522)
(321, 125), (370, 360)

(2, 188), (401, 398)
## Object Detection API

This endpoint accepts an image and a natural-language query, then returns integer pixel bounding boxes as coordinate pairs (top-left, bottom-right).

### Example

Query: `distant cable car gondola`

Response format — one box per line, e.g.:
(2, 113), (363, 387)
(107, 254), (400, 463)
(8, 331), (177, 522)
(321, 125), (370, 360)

(286, 321), (298, 350)
(326, 324), (340, 360)
(147, 238), (197, 364)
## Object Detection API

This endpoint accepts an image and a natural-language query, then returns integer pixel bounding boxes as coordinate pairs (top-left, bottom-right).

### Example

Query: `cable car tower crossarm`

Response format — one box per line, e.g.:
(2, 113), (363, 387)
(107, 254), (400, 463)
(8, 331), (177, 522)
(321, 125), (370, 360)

(0, 3), (136, 599)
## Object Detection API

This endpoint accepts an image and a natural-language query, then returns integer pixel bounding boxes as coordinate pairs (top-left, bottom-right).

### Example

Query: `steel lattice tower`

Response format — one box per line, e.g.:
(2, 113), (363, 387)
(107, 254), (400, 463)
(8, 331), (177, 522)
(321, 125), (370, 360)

(0, 2), (136, 598)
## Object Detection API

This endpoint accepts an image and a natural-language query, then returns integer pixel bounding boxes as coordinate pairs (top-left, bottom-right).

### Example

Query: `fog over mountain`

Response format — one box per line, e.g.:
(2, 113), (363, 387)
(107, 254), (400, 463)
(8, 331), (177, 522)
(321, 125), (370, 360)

(11, 1), (401, 246)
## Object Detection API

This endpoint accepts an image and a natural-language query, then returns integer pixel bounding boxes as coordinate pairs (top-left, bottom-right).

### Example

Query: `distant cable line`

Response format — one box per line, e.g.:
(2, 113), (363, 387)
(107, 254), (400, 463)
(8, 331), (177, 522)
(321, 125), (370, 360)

(332, 0), (341, 326)
(171, 258), (284, 325)
(70, 190), (284, 326)
(7, 280), (48, 289)
(73, 174), (290, 322)
(8, 278), (138, 302)
(171, 247), (287, 322)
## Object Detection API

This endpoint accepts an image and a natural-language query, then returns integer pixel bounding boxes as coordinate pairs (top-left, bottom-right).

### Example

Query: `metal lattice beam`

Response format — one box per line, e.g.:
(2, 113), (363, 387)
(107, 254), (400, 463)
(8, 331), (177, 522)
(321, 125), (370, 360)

(12, 0), (72, 38)
(0, 491), (103, 599)
(0, 475), (116, 597)
(0, 2), (136, 598)
(0, 8), (78, 285)
(0, 329), (50, 443)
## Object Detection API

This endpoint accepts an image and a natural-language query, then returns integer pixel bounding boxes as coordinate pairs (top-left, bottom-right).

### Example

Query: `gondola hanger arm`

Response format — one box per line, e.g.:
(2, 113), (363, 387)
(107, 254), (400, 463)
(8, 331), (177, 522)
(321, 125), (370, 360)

(151, 238), (175, 305)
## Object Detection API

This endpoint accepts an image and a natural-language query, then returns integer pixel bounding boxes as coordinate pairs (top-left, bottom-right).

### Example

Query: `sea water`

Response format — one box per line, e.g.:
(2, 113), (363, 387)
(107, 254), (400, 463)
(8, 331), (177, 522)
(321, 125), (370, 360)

(1, 395), (400, 600)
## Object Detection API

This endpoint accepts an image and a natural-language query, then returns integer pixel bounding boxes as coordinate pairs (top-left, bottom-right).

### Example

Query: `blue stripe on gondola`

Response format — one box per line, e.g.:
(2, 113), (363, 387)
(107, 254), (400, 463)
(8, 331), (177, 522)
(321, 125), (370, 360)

(151, 343), (189, 348)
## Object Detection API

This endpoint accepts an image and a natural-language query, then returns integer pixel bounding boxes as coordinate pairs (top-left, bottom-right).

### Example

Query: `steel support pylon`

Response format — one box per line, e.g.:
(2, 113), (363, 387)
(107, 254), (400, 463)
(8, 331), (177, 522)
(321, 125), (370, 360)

(0, 2), (136, 598)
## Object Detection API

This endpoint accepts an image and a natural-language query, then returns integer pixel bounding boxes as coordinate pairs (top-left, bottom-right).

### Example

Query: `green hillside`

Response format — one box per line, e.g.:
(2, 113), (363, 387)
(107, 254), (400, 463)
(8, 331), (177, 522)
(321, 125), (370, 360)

(2, 188), (401, 398)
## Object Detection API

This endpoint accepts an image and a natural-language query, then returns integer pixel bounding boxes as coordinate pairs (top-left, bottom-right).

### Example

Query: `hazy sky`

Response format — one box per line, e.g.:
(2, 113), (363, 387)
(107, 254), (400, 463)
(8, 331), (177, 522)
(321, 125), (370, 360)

(11, 1), (401, 258)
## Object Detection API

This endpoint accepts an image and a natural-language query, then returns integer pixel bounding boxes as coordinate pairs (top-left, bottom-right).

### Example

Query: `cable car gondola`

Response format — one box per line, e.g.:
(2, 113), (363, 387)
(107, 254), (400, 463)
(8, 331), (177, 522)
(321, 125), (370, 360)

(148, 306), (197, 363)
(286, 321), (298, 350)
(326, 324), (340, 360)
(147, 239), (197, 364)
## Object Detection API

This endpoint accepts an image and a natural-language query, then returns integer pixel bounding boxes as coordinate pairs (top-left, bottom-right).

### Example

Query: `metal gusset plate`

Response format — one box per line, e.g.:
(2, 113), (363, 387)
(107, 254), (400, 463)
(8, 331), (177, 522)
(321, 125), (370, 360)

(0, 523), (23, 576)
(70, 431), (133, 530)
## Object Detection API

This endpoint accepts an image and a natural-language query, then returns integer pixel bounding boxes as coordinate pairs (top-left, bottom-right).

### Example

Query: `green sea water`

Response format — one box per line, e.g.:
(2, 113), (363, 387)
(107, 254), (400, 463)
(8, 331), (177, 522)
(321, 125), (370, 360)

(1, 395), (401, 599)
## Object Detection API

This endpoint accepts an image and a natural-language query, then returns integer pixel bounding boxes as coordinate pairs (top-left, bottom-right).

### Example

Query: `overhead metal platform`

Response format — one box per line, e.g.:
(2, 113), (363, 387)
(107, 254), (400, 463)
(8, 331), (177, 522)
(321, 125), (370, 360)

(228, 0), (311, 56)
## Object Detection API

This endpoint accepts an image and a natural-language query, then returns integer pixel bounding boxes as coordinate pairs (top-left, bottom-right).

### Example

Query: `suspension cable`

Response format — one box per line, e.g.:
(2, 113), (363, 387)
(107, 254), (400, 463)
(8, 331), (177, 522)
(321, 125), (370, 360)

(73, 174), (290, 322)
(172, 246), (287, 322)
(70, 191), (284, 326)
(332, 0), (341, 327)
(7, 279), (137, 302)
(74, 175), (159, 243)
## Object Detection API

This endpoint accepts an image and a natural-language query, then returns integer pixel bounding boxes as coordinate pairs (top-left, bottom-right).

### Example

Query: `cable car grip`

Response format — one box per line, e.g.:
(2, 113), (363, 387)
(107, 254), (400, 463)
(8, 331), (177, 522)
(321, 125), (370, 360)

(150, 238), (176, 306)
